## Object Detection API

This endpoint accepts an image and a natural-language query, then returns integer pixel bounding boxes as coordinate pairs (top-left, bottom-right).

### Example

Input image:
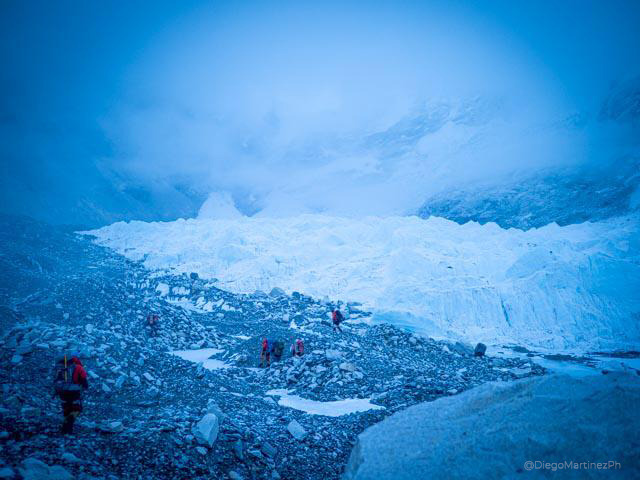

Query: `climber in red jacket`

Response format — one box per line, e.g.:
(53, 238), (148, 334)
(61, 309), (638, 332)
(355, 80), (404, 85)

(53, 355), (89, 434)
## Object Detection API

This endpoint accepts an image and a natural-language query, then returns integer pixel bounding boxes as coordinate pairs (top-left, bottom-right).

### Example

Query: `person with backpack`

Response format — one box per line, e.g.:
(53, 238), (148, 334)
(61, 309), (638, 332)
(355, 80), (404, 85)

(332, 309), (344, 333)
(260, 338), (271, 367)
(271, 340), (285, 362)
(146, 314), (159, 336)
(53, 355), (89, 434)
(291, 338), (304, 357)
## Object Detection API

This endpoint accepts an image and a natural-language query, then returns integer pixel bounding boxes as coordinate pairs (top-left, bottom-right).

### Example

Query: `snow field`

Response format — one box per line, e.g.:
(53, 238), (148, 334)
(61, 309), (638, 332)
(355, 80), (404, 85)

(87, 214), (640, 351)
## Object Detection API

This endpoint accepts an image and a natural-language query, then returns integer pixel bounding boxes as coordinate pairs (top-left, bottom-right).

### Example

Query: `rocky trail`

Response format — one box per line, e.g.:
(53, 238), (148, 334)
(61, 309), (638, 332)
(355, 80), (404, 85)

(0, 216), (544, 480)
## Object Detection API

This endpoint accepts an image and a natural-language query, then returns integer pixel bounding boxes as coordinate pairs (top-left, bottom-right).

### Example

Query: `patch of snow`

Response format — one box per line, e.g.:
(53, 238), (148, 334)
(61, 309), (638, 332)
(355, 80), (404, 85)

(170, 348), (229, 370)
(266, 390), (385, 417)
(167, 297), (212, 314)
(155, 283), (169, 296)
(266, 389), (291, 396)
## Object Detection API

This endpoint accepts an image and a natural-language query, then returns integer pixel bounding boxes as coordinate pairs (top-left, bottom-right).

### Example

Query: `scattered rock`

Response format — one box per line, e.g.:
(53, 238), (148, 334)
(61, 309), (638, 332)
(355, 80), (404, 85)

(510, 366), (532, 378)
(232, 439), (244, 460)
(339, 362), (357, 372)
(0, 467), (15, 480)
(269, 287), (286, 298)
(192, 413), (219, 447)
(18, 458), (72, 480)
(474, 343), (487, 357)
(61, 453), (83, 464)
(451, 342), (474, 356)
(261, 441), (277, 458)
(206, 400), (226, 421)
(287, 419), (307, 441)
(0, 218), (549, 480)
(325, 349), (342, 361)
(99, 421), (124, 433)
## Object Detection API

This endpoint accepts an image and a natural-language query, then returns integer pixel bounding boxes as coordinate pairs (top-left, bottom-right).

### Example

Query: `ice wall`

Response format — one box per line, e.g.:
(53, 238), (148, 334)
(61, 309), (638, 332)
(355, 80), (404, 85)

(86, 214), (640, 351)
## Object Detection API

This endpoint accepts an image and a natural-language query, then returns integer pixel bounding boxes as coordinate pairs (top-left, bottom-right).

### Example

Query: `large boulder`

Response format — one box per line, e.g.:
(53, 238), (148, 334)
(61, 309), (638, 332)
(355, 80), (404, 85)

(474, 342), (487, 357)
(0, 467), (15, 480)
(192, 413), (219, 447)
(339, 362), (357, 372)
(206, 400), (226, 422)
(451, 341), (474, 356)
(325, 349), (343, 361)
(343, 373), (640, 479)
(269, 287), (286, 298)
(98, 421), (124, 433)
(286, 419), (307, 441)
(18, 458), (72, 480)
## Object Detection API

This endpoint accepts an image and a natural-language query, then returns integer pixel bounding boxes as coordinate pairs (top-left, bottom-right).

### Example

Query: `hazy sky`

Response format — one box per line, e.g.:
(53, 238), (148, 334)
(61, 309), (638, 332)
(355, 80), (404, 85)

(1, 0), (639, 222)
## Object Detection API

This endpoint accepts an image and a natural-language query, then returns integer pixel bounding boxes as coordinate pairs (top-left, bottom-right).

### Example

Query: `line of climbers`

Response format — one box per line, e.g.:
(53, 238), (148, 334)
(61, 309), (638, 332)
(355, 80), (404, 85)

(260, 307), (345, 367)
(51, 307), (347, 433)
(146, 313), (160, 336)
(260, 337), (305, 367)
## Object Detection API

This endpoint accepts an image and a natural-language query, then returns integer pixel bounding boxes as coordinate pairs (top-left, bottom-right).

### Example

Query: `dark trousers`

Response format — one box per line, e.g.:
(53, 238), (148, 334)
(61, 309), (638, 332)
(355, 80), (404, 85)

(61, 401), (82, 434)
(260, 350), (270, 367)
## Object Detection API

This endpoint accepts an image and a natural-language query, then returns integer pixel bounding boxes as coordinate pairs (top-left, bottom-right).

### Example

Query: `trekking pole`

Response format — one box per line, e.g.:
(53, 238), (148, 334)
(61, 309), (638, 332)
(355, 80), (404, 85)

(64, 354), (68, 382)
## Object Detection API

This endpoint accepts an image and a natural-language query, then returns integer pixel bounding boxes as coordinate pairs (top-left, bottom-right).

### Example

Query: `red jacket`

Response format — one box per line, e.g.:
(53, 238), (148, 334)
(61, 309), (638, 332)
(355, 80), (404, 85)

(71, 357), (89, 389)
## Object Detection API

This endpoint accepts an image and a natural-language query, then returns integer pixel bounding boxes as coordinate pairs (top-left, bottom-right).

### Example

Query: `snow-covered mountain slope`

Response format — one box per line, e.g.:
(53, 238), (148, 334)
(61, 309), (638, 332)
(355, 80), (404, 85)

(86, 214), (640, 352)
(416, 78), (640, 229)
(418, 159), (640, 229)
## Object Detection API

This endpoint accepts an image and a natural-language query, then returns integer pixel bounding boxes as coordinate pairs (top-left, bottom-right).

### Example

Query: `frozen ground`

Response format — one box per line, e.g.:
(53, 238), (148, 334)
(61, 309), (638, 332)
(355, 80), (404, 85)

(266, 390), (385, 417)
(170, 348), (230, 370)
(86, 213), (640, 352)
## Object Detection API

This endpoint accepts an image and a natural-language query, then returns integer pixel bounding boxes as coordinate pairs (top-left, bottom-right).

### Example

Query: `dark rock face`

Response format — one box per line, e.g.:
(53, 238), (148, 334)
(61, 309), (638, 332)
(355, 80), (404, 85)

(0, 215), (543, 479)
(417, 159), (640, 230)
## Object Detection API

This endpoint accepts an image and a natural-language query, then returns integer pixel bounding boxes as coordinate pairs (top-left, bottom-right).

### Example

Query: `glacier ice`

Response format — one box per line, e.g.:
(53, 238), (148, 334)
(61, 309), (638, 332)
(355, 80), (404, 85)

(86, 214), (640, 352)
